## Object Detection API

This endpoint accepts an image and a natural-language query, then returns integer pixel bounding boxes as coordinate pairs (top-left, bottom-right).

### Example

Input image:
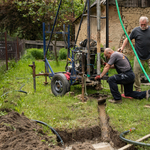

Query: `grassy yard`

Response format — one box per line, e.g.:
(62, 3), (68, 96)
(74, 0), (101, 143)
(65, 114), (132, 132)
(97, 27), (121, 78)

(0, 55), (150, 150)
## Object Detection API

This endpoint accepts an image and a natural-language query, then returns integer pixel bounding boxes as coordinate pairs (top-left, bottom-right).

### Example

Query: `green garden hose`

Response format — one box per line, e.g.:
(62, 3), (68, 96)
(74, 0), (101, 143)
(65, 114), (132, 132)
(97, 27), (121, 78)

(120, 128), (150, 147)
(115, 0), (150, 83)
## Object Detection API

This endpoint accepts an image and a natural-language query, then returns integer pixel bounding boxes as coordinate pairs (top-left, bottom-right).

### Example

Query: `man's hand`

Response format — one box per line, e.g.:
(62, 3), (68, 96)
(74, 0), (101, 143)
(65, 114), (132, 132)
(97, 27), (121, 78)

(95, 75), (101, 80)
(103, 62), (107, 66)
(117, 48), (123, 52)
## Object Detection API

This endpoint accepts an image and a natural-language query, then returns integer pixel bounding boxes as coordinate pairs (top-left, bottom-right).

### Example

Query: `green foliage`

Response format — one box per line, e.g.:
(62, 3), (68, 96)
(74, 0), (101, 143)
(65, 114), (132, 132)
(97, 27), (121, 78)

(23, 48), (43, 60)
(129, 57), (134, 70)
(30, 49), (44, 60)
(47, 51), (55, 60)
(23, 48), (55, 60)
(0, 57), (99, 131)
(94, 52), (106, 72)
(143, 62), (150, 74)
(58, 48), (67, 60)
(0, 59), (17, 81)
(111, 46), (116, 51)
(1, 50), (150, 148)
(0, 0), (84, 40)
(0, 111), (7, 116)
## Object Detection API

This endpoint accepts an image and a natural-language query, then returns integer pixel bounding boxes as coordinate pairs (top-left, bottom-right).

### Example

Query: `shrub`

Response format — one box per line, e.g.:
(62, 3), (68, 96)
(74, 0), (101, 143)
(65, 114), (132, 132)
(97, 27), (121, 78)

(23, 48), (43, 60)
(58, 48), (67, 60)
(22, 52), (35, 60)
(30, 49), (44, 59)
(23, 48), (56, 60)
(47, 51), (55, 60)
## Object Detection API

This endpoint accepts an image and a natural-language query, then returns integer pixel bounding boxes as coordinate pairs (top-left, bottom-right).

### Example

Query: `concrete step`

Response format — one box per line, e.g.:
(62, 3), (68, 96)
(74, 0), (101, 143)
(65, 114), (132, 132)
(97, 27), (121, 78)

(92, 142), (114, 150)
(64, 142), (114, 150)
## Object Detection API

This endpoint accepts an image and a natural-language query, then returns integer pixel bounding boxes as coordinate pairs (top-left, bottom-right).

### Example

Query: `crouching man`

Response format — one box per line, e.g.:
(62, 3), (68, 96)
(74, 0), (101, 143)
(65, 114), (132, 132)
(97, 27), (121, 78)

(95, 48), (150, 104)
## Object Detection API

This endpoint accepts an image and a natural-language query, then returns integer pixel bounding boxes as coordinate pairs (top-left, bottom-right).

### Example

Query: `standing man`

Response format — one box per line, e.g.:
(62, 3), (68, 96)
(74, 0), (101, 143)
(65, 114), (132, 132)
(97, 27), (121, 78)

(119, 16), (150, 92)
(95, 48), (150, 104)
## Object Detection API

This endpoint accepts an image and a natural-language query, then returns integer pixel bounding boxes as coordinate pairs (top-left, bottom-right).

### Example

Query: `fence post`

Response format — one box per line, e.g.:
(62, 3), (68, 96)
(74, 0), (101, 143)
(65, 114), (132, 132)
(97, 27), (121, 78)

(17, 37), (19, 61)
(5, 32), (8, 70)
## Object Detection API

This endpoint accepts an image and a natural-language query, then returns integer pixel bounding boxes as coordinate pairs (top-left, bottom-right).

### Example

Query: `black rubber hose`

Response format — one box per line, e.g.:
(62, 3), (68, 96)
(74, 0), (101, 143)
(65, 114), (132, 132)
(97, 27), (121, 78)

(120, 128), (150, 147)
(1, 78), (29, 98)
(1, 90), (27, 98)
(32, 120), (64, 146)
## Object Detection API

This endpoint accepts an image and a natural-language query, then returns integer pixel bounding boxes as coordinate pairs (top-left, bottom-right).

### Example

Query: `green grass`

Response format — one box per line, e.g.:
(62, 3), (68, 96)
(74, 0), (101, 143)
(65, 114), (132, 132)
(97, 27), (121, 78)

(1, 55), (150, 149)
(0, 58), (99, 131)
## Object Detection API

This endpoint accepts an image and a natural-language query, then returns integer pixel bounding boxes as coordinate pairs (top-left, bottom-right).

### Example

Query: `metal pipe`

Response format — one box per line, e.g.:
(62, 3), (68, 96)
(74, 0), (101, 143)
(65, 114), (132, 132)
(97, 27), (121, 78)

(43, 22), (48, 84)
(83, 14), (106, 19)
(106, 0), (109, 47)
(97, 0), (101, 75)
(67, 25), (70, 61)
(33, 62), (36, 92)
(82, 53), (85, 102)
(87, 0), (90, 76)
(74, 0), (87, 49)
(43, 22), (46, 56)
(45, 0), (62, 57)
(44, 65), (48, 85)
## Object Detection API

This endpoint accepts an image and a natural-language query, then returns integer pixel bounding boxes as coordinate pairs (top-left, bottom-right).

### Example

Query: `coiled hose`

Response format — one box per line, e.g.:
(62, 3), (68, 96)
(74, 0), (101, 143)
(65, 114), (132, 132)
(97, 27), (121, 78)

(1, 79), (28, 98)
(115, 0), (150, 83)
(32, 120), (64, 146)
(120, 128), (150, 147)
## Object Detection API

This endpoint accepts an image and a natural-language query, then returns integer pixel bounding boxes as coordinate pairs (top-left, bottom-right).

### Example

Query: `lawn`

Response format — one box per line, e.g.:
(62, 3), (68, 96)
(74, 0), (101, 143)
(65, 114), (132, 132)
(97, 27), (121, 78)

(0, 53), (150, 150)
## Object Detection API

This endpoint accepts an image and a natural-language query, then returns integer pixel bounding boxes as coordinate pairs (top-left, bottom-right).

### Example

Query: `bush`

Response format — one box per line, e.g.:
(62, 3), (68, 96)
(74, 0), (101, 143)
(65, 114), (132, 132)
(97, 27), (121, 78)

(23, 48), (43, 60)
(30, 49), (44, 59)
(47, 51), (55, 60)
(58, 48), (67, 60)
(23, 48), (56, 60)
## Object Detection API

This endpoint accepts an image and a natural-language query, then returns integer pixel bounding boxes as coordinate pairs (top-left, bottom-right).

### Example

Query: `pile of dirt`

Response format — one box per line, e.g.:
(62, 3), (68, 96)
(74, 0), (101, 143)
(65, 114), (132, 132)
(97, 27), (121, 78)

(0, 108), (137, 150)
(0, 109), (103, 150)
(0, 109), (64, 150)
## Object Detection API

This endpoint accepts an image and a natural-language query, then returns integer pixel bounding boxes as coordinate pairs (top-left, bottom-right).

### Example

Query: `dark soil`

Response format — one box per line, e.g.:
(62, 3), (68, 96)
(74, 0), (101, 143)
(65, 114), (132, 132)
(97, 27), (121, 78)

(0, 108), (137, 150)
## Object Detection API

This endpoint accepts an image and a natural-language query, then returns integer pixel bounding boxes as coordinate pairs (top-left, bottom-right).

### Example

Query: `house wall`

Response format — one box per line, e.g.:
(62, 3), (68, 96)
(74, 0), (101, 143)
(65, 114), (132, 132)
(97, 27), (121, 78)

(74, 5), (150, 57)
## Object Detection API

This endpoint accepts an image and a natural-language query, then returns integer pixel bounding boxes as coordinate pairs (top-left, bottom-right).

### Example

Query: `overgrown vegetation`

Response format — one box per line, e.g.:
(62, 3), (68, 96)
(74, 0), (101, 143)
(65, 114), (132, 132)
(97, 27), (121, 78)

(0, 49), (150, 150)
(23, 48), (54, 60)
(23, 48), (68, 61)
(58, 48), (67, 60)
(0, 0), (84, 40)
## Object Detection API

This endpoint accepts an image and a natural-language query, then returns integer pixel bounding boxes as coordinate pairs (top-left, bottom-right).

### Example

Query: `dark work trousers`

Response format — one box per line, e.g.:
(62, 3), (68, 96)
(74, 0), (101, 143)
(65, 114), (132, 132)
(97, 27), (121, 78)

(107, 70), (146, 100)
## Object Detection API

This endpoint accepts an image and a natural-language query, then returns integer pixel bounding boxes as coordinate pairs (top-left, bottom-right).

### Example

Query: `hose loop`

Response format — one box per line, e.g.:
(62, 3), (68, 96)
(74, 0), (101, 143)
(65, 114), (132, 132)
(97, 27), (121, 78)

(120, 128), (150, 147)
(32, 120), (64, 146)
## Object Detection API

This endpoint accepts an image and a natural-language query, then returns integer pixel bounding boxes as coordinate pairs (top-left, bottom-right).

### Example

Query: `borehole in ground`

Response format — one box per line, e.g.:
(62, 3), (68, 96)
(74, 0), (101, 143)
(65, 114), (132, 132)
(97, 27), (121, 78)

(0, 103), (138, 150)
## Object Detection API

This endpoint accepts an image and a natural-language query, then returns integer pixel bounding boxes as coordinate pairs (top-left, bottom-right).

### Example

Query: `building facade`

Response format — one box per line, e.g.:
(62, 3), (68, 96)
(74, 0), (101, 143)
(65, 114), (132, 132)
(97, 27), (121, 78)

(74, 0), (150, 57)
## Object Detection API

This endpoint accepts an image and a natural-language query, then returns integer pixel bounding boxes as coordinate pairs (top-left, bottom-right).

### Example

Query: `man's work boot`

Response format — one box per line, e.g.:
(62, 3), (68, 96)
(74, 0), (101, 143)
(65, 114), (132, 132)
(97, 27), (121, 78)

(108, 99), (122, 104)
(146, 90), (150, 100)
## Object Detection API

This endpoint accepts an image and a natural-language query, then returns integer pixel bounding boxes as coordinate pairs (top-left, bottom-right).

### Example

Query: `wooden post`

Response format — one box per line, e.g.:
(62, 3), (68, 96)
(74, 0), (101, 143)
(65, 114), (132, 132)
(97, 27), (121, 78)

(44, 65), (48, 85)
(5, 32), (8, 70)
(17, 37), (20, 61)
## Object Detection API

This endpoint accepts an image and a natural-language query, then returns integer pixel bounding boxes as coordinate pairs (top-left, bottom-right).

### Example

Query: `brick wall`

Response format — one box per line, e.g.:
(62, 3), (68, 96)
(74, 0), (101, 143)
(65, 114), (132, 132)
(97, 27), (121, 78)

(74, 5), (150, 58)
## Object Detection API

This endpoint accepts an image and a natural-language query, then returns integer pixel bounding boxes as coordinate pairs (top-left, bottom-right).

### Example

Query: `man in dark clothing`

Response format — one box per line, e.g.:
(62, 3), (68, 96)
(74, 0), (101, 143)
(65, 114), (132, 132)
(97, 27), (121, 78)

(95, 48), (150, 104)
(119, 16), (150, 92)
